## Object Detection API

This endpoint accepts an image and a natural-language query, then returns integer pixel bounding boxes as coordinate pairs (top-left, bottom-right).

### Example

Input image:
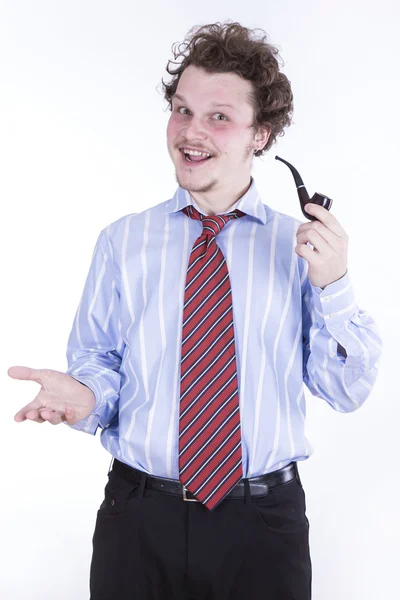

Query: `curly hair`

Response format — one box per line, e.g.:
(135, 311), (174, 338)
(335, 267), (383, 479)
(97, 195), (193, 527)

(159, 21), (294, 156)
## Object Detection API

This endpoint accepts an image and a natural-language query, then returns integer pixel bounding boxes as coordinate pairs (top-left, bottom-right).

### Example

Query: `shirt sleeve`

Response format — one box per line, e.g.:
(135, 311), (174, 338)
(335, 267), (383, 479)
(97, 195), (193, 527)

(63, 227), (124, 435)
(301, 268), (383, 412)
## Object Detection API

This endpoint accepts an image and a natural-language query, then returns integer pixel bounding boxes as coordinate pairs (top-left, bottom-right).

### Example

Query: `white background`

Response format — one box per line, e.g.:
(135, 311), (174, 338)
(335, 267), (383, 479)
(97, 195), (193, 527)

(1, 1), (398, 598)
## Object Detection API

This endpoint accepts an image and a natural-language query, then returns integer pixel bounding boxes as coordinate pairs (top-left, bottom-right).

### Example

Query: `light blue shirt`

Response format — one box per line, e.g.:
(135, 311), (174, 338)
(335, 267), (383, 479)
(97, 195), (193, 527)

(65, 176), (382, 478)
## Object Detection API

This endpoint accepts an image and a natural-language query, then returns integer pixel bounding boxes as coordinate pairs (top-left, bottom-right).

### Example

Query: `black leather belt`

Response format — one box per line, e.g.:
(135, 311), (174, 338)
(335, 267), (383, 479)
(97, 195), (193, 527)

(112, 458), (300, 502)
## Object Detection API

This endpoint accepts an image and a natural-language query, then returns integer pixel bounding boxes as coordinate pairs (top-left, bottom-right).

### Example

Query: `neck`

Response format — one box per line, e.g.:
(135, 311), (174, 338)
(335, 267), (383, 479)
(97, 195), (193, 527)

(190, 177), (252, 216)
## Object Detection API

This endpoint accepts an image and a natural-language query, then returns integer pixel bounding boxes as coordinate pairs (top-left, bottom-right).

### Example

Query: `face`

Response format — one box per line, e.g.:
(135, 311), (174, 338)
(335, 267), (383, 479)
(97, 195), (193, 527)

(166, 65), (269, 199)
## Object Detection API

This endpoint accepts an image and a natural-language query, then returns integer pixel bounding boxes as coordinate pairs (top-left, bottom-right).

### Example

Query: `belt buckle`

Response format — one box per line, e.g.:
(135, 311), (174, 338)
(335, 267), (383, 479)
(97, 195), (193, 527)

(182, 485), (199, 502)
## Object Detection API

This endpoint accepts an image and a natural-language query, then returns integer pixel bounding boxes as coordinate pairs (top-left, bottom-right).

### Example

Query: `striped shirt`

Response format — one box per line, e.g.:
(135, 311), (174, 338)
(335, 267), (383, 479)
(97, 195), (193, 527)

(64, 176), (382, 478)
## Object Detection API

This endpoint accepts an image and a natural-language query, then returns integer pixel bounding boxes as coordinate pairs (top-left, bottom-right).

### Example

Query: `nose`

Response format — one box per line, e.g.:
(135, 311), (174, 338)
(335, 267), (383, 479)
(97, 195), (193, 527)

(181, 115), (208, 141)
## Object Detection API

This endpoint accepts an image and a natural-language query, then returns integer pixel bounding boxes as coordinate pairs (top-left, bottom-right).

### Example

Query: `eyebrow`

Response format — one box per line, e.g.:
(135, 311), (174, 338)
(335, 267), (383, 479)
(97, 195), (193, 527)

(172, 92), (237, 111)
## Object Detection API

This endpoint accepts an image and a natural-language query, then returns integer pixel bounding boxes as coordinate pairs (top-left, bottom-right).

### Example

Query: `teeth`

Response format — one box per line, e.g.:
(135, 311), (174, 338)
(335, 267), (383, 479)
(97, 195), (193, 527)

(182, 148), (212, 158)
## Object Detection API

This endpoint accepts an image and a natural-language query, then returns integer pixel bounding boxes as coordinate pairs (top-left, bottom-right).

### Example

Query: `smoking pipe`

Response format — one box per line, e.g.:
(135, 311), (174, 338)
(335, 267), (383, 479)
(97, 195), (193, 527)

(275, 155), (333, 221)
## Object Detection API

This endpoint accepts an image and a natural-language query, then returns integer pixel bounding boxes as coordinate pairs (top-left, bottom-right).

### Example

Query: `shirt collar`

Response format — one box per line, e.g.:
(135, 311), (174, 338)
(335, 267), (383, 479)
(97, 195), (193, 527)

(164, 176), (267, 225)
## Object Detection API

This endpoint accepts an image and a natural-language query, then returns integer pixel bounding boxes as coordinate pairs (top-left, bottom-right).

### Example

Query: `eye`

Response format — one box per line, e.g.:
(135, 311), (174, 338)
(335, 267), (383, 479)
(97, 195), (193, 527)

(175, 107), (228, 121)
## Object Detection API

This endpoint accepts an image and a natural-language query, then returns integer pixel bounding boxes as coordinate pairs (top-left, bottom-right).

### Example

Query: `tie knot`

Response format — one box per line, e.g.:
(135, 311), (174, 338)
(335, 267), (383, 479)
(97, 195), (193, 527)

(182, 205), (245, 237)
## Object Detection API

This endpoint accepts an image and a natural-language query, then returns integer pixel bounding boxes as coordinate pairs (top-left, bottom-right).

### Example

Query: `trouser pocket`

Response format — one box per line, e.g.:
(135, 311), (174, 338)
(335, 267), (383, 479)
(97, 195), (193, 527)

(97, 469), (139, 517)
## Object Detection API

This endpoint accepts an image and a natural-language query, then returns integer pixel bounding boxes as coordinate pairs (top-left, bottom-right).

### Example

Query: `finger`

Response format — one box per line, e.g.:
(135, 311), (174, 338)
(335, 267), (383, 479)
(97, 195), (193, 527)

(8, 366), (47, 385)
(297, 229), (332, 254)
(14, 401), (43, 422)
(38, 406), (76, 425)
(14, 389), (69, 422)
(304, 204), (346, 237)
(297, 221), (339, 247)
(39, 409), (65, 425)
(64, 405), (75, 424)
(14, 389), (47, 421)
(295, 243), (317, 264)
(25, 409), (46, 423)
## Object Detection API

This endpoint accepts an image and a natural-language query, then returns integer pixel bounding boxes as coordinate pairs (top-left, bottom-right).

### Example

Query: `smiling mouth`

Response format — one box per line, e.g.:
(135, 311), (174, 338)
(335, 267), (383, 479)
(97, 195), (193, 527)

(180, 149), (214, 165)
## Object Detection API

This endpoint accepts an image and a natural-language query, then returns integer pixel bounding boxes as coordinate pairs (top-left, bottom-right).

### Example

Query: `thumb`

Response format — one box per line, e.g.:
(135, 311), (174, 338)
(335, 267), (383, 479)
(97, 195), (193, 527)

(8, 366), (45, 384)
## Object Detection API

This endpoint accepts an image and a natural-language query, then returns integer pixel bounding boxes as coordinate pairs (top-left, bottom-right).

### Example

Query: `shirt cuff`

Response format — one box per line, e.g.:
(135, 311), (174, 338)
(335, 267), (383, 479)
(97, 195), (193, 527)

(63, 375), (103, 435)
(310, 270), (358, 327)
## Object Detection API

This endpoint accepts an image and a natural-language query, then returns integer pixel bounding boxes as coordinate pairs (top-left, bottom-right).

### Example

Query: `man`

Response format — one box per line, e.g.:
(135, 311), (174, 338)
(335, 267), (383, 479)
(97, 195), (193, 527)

(10, 22), (382, 599)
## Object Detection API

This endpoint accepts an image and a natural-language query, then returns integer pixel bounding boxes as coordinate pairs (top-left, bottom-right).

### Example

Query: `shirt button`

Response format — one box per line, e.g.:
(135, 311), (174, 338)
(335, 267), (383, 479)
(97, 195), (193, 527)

(111, 499), (115, 506)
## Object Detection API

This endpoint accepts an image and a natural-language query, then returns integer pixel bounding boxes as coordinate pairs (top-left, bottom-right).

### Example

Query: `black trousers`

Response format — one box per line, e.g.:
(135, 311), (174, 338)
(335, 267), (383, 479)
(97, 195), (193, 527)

(89, 461), (312, 599)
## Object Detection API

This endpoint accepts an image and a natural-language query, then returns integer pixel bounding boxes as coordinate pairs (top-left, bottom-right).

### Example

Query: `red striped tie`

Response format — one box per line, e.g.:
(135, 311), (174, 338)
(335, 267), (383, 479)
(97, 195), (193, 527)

(179, 204), (246, 511)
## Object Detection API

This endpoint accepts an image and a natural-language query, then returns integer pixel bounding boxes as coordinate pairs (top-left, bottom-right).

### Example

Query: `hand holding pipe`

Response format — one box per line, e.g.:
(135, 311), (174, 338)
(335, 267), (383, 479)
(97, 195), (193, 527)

(275, 156), (333, 221)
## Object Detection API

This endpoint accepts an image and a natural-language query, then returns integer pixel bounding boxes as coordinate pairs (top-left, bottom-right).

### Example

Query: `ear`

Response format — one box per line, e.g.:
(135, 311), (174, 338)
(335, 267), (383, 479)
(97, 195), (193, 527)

(254, 125), (271, 151)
